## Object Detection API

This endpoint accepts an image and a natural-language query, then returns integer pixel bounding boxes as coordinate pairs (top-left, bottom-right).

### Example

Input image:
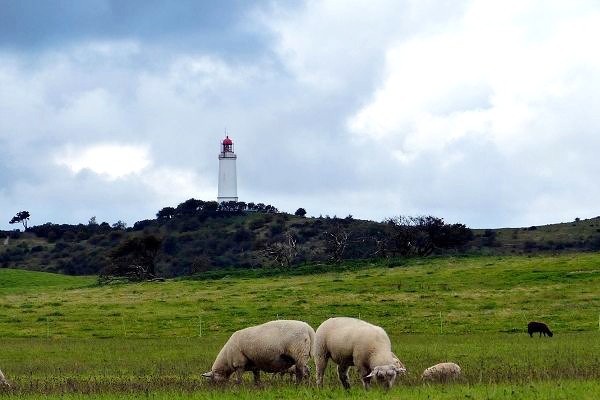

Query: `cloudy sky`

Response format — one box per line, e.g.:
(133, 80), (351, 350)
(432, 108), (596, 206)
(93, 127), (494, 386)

(1, 0), (599, 230)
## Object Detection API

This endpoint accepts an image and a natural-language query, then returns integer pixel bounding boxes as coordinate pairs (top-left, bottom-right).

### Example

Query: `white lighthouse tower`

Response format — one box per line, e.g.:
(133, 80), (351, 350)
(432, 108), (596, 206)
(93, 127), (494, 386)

(217, 135), (238, 203)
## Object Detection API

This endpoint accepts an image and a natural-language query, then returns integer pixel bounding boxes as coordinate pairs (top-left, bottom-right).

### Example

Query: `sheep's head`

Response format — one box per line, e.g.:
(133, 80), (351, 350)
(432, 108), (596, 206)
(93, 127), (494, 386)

(201, 370), (229, 383)
(365, 364), (407, 390)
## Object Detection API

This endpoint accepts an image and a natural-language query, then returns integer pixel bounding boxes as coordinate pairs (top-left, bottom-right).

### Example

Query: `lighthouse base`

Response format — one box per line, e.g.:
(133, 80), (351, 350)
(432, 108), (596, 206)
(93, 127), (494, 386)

(218, 196), (238, 203)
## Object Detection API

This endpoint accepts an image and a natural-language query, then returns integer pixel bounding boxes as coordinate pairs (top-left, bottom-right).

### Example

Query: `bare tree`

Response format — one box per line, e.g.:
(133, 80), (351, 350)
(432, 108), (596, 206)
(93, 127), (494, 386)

(324, 223), (350, 262)
(263, 230), (299, 268)
(383, 216), (434, 256)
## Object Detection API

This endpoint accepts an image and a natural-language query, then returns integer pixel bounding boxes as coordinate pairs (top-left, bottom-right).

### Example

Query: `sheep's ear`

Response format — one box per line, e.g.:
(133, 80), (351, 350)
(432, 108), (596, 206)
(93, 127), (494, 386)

(365, 370), (376, 378)
(202, 371), (213, 379)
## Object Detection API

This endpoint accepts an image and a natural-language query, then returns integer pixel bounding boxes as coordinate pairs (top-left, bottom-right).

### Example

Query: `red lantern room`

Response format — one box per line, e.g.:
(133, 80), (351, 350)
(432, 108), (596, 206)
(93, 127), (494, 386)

(222, 135), (234, 153)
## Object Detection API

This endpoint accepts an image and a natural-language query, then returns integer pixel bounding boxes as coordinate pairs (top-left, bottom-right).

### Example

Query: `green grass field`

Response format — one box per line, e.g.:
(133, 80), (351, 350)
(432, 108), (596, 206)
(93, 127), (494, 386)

(1, 253), (599, 398)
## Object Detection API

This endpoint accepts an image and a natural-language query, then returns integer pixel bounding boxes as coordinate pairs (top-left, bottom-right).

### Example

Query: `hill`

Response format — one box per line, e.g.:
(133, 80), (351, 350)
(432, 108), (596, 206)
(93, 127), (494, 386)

(1, 253), (598, 337)
(0, 199), (473, 277)
(0, 254), (599, 398)
(472, 216), (600, 253)
(1, 198), (599, 278)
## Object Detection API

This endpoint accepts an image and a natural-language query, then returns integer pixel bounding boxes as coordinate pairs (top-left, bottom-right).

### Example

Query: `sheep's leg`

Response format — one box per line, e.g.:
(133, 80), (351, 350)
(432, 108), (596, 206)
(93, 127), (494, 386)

(337, 364), (351, 390)
(252, 370), (261, 386)
(360, 366), (372, 390)
(234, 368), (244, 385)
(294, 362), (307, 384)
(315, 355), (329, 387)
(383, 377), (394, 392)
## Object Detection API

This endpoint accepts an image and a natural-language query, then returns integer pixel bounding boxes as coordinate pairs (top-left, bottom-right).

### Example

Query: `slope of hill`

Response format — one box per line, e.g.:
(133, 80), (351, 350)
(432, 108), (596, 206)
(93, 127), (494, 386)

(1, 197), (599, 278)
(1, 253), (599, 338)
(0, 202), (472, 276)
(0, 268), (94, 293)
(0, 254), (599, 398)
(472, 216), (600, 253)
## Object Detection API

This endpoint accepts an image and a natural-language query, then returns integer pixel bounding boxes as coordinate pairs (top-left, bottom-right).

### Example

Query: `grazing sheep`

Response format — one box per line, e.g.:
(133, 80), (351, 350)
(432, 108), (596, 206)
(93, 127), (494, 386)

(528, 321), (553, 337)
(421, 362), (461, 383)
(314, 317), (406, 390)
(202, 320), (315, 385)
(0, 369), (8, 387)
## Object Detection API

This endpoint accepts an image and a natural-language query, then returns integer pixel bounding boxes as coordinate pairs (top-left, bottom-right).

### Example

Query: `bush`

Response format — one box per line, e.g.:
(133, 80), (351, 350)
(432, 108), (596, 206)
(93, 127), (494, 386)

(269, 223), (284, 236)
(100, 235), (163, 282)
(162, 236), (178, 255)
(294, 208), (307, 217)
(234, 228), (253, 242)
(249, 219), (265, 230)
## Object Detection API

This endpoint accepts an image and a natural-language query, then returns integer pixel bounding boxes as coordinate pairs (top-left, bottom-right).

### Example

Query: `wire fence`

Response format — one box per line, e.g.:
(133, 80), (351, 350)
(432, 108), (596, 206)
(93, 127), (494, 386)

(34, 309), (600, 340)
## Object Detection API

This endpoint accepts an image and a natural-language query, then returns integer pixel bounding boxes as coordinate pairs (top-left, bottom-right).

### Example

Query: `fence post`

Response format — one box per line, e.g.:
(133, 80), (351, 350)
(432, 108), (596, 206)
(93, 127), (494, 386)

(439, 312), (443, 334)
(198, 316), (202, 338)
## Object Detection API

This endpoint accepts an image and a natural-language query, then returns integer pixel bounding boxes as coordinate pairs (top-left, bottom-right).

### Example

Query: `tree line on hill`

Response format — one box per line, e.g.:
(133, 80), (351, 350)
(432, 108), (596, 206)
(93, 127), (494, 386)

(1, 198), (475, 281)
(4, 202), (600, 281)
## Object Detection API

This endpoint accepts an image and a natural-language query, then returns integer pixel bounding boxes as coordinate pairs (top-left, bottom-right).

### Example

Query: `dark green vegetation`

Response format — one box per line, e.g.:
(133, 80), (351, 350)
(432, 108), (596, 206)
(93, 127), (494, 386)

(472, 216), (600, 253)
(0, 199), (473, 277)
(3, 198), (600, 279)
(1, 254), (599, 398)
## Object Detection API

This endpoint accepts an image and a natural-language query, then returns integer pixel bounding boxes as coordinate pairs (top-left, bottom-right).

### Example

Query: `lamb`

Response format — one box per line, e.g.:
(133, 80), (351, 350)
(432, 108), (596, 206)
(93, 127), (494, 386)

(527, 321), (553, 337)
(0, 369), (9, 387)
(421, 362), (461, 383)
(392, 353), (406, 372)
(313, 317), (406, 390)
(202, 320), (315, 385)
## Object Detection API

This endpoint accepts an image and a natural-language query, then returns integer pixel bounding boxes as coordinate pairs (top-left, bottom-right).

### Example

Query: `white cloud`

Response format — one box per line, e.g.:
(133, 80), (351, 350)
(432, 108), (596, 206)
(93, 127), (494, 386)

(264, 0), (468, 92)
(55, 143), (151, 180)
(140, 167), (216, 205)
(349, 0), (600, 158)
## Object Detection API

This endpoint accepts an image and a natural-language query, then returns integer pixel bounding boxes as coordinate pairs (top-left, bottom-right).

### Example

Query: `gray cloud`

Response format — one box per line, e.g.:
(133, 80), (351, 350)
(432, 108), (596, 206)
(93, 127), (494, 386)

(0, 0), (273, 58)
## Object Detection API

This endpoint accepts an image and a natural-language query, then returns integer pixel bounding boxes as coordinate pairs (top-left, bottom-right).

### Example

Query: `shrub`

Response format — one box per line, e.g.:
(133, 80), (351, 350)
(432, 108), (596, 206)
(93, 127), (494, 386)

(269, 223), (284, 236)
(294, 208), (307, 217)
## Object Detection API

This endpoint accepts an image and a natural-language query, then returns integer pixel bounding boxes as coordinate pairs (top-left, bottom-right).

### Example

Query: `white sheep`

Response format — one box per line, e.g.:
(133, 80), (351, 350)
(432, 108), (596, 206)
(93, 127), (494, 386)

(202, 320), (315, 384)
(421, 362), (461, 383)
(313, 317), (406, 390)
(0, 369), (9, 387)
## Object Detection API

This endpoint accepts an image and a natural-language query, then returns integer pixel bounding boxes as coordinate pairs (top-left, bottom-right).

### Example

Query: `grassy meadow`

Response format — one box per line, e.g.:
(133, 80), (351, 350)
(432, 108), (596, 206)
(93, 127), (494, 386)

(1, 253), (600, 398)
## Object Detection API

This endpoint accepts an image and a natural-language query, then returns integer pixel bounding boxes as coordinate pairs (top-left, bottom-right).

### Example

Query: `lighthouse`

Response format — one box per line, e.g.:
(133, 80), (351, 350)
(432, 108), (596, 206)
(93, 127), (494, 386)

(217, 135), (238, 203)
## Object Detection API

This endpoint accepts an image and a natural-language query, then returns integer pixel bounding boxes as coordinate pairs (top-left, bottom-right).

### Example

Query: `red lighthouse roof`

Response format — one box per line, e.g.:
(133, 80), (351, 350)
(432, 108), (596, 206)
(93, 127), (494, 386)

(222, 136), (233, 145)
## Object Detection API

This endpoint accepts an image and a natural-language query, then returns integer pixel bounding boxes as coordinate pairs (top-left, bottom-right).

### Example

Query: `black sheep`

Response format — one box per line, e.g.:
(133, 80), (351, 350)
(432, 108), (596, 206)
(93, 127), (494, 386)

(527, 321), (553, 337)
